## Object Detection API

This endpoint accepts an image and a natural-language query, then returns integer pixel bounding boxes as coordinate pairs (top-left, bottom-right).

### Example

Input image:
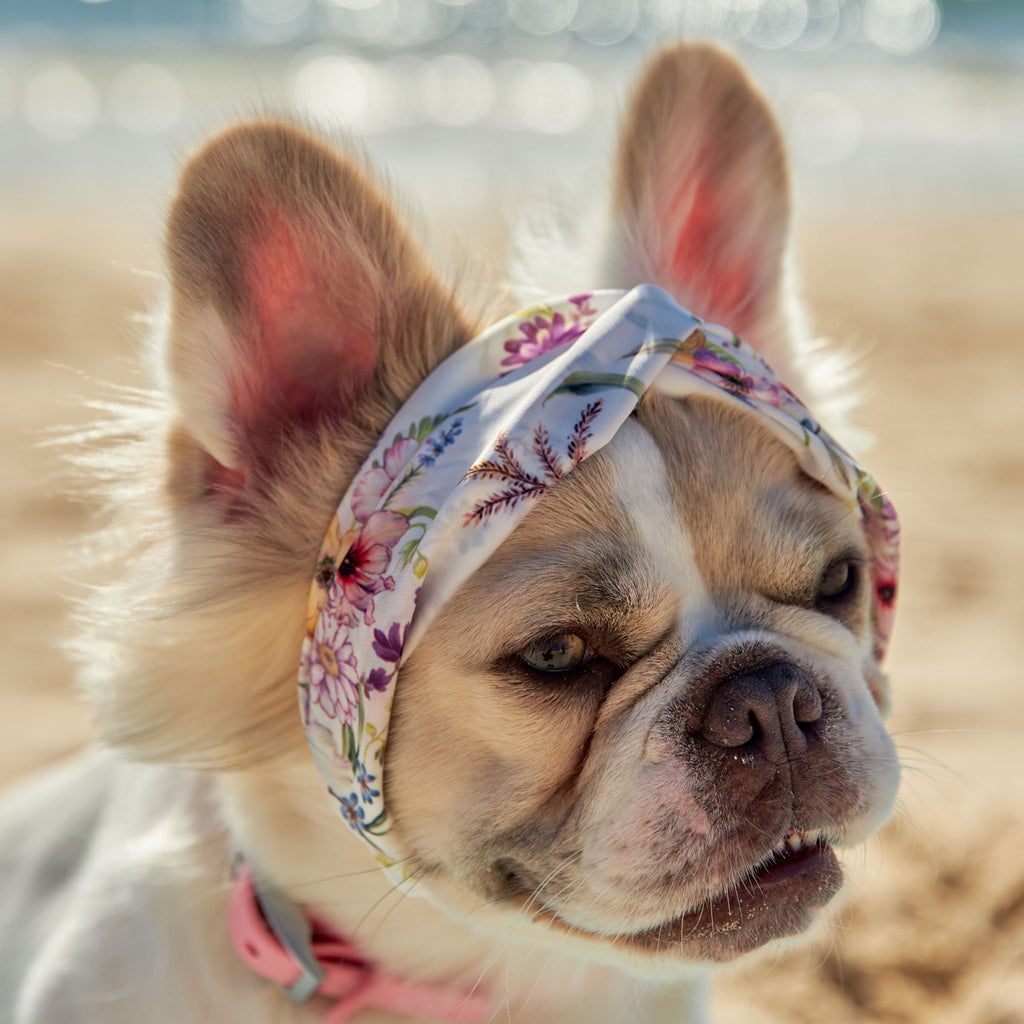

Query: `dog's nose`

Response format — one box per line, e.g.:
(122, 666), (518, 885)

(698, 661), (822, 763)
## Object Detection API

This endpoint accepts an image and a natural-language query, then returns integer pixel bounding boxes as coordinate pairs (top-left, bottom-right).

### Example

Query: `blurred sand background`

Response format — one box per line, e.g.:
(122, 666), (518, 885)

(2, 1), (1024, 1021)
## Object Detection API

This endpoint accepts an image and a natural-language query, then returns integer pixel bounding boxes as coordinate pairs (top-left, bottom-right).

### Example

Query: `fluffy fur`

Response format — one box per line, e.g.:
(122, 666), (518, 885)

(0, 43), (897, 1024)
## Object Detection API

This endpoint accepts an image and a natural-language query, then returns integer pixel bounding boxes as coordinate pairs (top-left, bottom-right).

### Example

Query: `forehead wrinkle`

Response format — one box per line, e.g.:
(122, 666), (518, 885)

(753, 484), (867, 565)
(464, 533), (670, 653)
(635, 393), (866, 601)
(735, 484), (817, 581)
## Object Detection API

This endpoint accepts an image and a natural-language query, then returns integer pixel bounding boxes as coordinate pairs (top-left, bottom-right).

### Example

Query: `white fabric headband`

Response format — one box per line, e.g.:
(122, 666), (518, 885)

(297, 285), (900, 875)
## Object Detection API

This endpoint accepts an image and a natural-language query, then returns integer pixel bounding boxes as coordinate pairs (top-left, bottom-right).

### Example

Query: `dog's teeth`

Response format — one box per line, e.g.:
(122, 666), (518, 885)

(804, 829), (820, 846)
(785, 831), (802, 852)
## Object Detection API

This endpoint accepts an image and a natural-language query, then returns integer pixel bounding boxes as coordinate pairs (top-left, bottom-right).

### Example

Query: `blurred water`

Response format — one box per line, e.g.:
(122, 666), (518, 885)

(0, 0), (1022, 213)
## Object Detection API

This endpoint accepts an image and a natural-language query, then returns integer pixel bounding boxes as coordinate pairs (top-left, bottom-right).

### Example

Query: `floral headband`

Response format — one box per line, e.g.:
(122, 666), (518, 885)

(298, 285), (900, 876)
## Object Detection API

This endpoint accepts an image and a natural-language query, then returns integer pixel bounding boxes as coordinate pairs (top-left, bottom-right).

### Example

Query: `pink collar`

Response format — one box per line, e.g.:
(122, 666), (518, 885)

(228, 863), (491, 1023)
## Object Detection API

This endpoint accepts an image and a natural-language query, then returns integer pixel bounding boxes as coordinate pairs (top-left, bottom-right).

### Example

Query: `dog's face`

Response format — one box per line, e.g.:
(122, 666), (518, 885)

(390, 395), (897, 966)
(83, 43), (898, 971)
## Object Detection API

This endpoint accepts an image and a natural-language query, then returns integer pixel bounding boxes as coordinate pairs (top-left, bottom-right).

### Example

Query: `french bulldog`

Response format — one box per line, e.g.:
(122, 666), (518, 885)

(0, 42), (899, 1024)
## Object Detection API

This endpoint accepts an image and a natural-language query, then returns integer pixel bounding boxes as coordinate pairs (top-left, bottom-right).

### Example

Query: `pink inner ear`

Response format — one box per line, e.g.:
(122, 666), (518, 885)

(667, 178), (757, 334)
(225, 202), (378, 483)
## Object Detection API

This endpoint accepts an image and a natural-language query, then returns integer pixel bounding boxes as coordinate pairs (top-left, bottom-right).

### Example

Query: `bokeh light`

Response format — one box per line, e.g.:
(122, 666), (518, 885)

(23, 61), (99, 141)
(291, 53), (371, 130)
(322, 0), (399, 43)
(387, 0), (457, 47)
(419, 54), (494, 126)
(572, 0), (638, 46)
(0, 0), (1014, 201)
(862, 0), (940, 54)
(744, 0), (809, 49)
(241, 0), (311, 23)
(499, 60), (594, 134)
(316, 0), (381, 8)
(789, 0), (844, 51)
(790, 90), (865, 163)
(508, 0), (578, 36)
(109, 64), (185, 136)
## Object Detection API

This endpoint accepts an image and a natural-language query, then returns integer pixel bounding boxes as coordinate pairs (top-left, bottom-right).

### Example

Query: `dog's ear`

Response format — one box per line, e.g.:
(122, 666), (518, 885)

(79, 123), (475, 769)
(165, 120), (471, 510)
(605, 43), (791, 353)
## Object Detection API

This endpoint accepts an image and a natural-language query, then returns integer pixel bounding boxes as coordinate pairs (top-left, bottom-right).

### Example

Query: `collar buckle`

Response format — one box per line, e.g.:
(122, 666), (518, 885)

(252, 875), (326, 1003)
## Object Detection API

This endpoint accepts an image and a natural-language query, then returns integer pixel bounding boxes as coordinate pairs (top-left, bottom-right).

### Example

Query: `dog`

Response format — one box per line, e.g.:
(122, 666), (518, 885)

(0, 42), (900, 1024)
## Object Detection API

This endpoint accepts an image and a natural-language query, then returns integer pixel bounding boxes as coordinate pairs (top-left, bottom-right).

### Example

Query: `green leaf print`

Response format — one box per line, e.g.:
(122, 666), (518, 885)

(619, 337), (684, 358)
(342, 723), (357, 764)
(543, 372), (648, 405)
(363, 808), (389, 835)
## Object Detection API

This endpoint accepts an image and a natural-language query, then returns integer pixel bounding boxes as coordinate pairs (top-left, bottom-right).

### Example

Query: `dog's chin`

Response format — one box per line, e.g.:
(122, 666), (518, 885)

(622, 838), (842, 963)
(500, 833), (842, 966)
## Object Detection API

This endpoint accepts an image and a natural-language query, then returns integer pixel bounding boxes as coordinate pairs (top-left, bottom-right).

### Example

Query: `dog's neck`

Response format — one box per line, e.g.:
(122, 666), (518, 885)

(217, 758), (710, 1024)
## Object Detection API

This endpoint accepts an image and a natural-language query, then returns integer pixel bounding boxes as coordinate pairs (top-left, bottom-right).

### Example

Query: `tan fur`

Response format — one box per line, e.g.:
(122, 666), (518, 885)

(607, 44), (791, 355)
(385, 403), (895, 966)
(78, 121), (487, 770)
(2, 42), (897, 1024)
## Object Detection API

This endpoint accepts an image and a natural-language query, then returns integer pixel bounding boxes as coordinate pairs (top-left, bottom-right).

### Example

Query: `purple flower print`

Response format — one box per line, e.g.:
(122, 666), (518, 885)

(461, 404), (602, 525)
(309, 618), (360, 725)
(334, 510), (409, 626)
(351, 438), (420, 522)
(372, 621), (410, 663)
(501, 311), (588, 372)
(568, 293), (598, 317)
(692, 349), (754, 393)
(673, 332), (782, 406)
(363, 667), (391, 693)
(687, 348), (782, 405)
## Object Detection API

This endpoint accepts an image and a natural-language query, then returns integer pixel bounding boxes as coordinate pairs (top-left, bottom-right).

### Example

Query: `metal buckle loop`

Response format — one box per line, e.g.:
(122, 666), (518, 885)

(253, 875), (327, 1004)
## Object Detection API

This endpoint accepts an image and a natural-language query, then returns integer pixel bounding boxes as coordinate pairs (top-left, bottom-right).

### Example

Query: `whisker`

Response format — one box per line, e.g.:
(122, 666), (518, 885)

(287, 856), (418, 891)
(346, 865), (426, 943)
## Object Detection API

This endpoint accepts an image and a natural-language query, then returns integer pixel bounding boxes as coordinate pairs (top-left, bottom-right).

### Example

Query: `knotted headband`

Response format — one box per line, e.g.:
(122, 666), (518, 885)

(298, 285), (900, 875)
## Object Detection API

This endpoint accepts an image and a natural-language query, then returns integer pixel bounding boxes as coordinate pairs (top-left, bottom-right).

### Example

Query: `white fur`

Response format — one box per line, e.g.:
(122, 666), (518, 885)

(0, 751), (709, 1024)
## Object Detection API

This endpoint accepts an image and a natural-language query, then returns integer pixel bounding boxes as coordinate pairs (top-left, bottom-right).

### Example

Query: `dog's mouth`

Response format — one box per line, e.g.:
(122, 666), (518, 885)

(508, 827), (842, 963)
(619, 828), (842, 962)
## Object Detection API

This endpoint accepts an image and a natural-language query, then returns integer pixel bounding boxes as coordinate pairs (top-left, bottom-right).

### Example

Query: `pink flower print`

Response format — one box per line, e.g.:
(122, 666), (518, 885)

(501, 310), (588, 372)
(334, 510), (409, 626)
(309, 618), (360, 725)
(693, 348), (757, 393)
(679, 345), (781, 406)
(860, 494), (900, 611)
(875, 575), (897, 610)
(568, 293), (598, 317)
(351, 438), (420, 522)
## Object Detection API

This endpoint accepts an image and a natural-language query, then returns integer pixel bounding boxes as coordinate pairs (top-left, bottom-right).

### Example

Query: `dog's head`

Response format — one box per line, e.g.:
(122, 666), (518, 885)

(81, 43), (899, 970)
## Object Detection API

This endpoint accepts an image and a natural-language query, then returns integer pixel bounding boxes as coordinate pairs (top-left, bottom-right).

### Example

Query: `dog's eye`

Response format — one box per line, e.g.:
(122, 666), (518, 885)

(519, 634), (592, 673)
(817, 560), (859, 602)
